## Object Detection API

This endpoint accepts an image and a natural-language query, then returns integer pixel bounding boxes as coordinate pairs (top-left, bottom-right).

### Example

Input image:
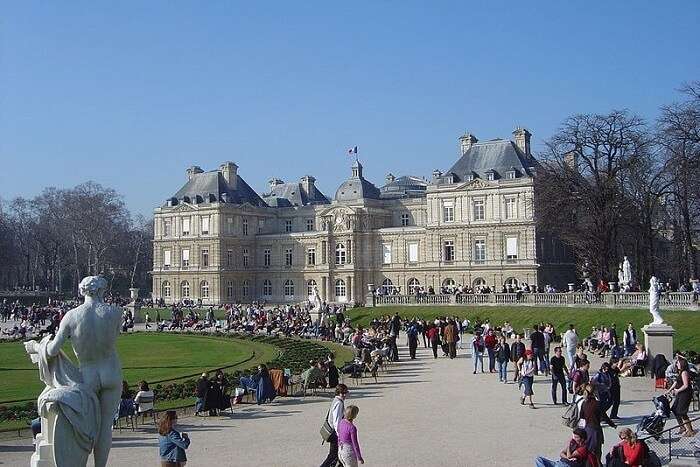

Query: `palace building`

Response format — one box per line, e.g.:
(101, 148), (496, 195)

(151, 128), (575, 305)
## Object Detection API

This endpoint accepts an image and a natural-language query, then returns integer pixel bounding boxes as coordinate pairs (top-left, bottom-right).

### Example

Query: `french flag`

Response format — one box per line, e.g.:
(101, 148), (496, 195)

(347, 146), (358, 156)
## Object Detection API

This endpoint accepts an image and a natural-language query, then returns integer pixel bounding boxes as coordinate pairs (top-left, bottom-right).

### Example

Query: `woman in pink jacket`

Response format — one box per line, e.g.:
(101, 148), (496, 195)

(337, 405), (364, 466)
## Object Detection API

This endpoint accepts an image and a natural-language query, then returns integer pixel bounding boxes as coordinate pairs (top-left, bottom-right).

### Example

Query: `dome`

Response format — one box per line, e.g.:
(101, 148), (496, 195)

(335, 160), (380, 202)
(379, 175), (428, 199)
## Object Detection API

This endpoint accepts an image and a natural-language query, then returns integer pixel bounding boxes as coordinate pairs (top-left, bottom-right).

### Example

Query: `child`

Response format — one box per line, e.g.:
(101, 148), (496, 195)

(158, 410), (190, 466)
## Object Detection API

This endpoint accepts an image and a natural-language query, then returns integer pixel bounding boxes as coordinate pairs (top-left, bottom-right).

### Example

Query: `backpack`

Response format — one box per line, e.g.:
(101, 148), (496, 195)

(562, 396), (583, 429)
(474, 338), (485, 353)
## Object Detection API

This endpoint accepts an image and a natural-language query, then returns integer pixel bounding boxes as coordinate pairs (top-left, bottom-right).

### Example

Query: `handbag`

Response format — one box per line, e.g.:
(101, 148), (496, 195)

(320, 408), (334, 442)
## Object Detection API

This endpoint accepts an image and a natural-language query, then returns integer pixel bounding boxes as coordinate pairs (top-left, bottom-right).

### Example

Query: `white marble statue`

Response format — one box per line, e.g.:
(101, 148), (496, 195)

(622, 256), (633, 287)
(24, 276), (122, 467)
(648, 276), (664, 325)
(617, 263), (625, 290)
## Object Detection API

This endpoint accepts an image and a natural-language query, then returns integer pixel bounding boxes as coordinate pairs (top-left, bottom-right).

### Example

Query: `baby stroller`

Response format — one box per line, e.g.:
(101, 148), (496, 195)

(636, 394), (672, 440)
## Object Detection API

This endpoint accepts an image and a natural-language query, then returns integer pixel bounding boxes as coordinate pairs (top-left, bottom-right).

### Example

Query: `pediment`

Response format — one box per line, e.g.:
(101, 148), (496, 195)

(455, 178), (495, 190)
(171, 203), (197, 212)
(319, 205), (355, 217)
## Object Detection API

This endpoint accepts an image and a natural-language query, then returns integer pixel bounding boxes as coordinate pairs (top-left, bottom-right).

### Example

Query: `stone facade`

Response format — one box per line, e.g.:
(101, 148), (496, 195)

(151, 129), (575, 305)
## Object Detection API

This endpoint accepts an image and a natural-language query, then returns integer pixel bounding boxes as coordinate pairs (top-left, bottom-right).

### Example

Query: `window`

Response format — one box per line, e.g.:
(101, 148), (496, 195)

(284, 279), (294, 297)
(335, 243), (346, 265)
(226, 217), (233, 234)
(347, 240), (352, 263)
(182, 217), (190, 236)
(181, 249), (190, 269)
(321, 241), (327, 264)
(285, 247), (293, 266)
(201, 248), (209, 267)
(163, 220), (171, 237)
(306, 219), (314, 231)
(335, 279), (346, 300)
(242, 218), (248, 236)
(285, 219), (292, 233)
(442, 201), (454, 223)
(163, 250), (171, 270)
(381, 278), (394, 294)
(506, 170), (516, 180)
(442, 278), (455, 289)
(473, 277), (486, 288)
(408, 278), (421, 294)
(506, 237), (518, 260)
(307, 247), (316, 265)
(382, 243), (392, 264)
(486, 171), (495, 181)
(474, 239), (486, 262)
(227, 280), (234, 298)
(443, 240), (455, 262)
(505, 277), (518, 288)
(201, 216), (210, 235)
(162, 281), (171, 298)
(307, 280), (317, 298)
(473, 199), (485, 221)
(242, 280), (249, 297)
(200, 281), (209, 298)
(505, 197), (517, 219)
(226, 249), (232, 267)
(258, 218), (265, 233)
(243, 248), (249, 267)
(401, 213), (410, 227)
(181, 281), (190, 298)
(264, 248), (271, 267)
(263, 279), (272, 297)
(408, 242), (419, 263)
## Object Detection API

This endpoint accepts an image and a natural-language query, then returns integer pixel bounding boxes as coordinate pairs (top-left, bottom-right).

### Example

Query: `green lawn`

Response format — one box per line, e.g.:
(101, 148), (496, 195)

(348, 306), (700, 351)
(0, 333), (278, 404)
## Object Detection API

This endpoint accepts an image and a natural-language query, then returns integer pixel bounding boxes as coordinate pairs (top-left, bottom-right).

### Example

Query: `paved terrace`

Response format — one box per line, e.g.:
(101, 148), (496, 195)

(2, 340), (692, 467)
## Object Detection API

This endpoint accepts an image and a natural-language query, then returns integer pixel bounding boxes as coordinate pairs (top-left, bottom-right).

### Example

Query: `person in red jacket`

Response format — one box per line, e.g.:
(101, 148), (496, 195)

(484, 329), (498, 372)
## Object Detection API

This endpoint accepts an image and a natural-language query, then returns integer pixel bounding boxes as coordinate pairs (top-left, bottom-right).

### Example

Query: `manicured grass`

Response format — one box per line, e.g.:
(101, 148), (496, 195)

(0, 333), (278, 404)
(348, 306), (700, 351)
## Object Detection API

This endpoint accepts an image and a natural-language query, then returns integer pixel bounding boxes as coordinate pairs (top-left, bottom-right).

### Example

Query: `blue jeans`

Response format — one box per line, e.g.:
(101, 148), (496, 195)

(534, 457), (569, 467)
(195, 397), (205, 413)
(566, 348), (576, 368)
(498, 360), (508, 382)
(473, 350), (484, 372)
(533, 348), (548, 374)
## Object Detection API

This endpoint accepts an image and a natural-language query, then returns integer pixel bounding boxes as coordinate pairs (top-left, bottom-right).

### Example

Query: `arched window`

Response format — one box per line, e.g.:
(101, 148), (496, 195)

(407, 278), (421, 294)
(162, 281), (171, 298)
(181, 281), (190, 298)
(381, 278), (394, 294)
(473, 277), (486, 288)
(442, 278), (455, 293)
(200, 281), (209, 298)
(226, 280), (234, 298)
(335, 279), (346, 301)
(284, 279), (295, 298)
(335, 243), (346, 265)
(504, 277), (518, 288)
(242, 280), (249, 297)
(307, 279), (317, 298)
(263, 279), (272, 297)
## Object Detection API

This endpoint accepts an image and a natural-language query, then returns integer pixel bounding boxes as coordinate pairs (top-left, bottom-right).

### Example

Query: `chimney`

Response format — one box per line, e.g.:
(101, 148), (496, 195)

(268, 178), (284, 190)
(459, 133), (478, 155)
(351, 159), (363, 178)
(300, 175), (316, 198)
(385, 173), (396, 184)
(219, 162), (238, 189)
(512, 127), (532, 157)
(186, 166), (204, 180)
(432, 169), (443, 181)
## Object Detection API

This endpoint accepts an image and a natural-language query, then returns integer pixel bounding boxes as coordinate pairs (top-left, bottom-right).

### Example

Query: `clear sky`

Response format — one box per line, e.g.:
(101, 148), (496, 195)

(2, 1), (699, 216)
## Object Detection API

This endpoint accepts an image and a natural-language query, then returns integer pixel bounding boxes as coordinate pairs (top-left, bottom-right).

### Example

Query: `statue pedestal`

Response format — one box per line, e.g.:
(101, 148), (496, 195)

(31, 409), (56, 467)
(643, 323), (675, 363)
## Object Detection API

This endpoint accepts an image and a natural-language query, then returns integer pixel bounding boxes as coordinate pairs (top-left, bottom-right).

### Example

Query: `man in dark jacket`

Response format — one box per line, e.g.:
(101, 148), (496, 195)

(529, 325), (548, 375)
(195, 373), (208, 416)
(510, 334), (526, 382)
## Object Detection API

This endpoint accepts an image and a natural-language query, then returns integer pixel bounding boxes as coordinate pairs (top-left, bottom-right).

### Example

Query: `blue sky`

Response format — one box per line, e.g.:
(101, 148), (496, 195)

(2, 1), (699, 216)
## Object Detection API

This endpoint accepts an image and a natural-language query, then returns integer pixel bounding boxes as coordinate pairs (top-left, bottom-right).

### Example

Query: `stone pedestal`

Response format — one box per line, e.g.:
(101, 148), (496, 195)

(643, 323), (675, 363)
(31, 408), (56, 467)
(567, 283), (575, 292)
(129, 288), (139, 301)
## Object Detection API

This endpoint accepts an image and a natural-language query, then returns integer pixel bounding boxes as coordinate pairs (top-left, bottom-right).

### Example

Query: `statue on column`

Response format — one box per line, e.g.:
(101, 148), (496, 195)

(310, 285), (323, 322)
(648, 276), (664, 325)
(24, 276), (123, 467)
(622, 256), (633, 290)
(617, 263), (625, 291)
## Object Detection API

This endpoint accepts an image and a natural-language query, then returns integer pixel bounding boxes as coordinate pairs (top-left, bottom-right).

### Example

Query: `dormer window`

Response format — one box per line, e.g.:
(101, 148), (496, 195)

(505, 168), (518, 179)
(486, 170), (496, 181)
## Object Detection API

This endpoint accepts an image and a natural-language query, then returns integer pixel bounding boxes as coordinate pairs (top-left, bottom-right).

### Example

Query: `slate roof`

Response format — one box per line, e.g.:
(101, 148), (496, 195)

(335, 160), (381, 202)
(262, 181), (330, 207)
(169, 171), (266, 207)
(380, 175), (428, 199)
(438, 139), (535, 184)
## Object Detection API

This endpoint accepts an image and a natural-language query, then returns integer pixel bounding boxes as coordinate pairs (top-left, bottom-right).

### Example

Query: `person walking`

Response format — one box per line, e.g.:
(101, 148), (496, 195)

(550, 347), (568, 405)
(623, 323), (637, 357)
(519, 350), (536, 408)
(195, 373), (208, 416)
(471, 331), (485, 374)
(337, 405), (364, 466)
(668, 356), (697, 437)
(158, 411), (190, 467)
(320, 384), (349, 467)
(427, 323), (440, 359)
(580, 383), (616, 463)
(484, 329), (497, 373)
(444, 319), (457, 359)
(406, 320), (419, 360)
(563, 324), (578, 368)
(530, 325), (548, 375)
(510, 334), (526, 382)
(608, 359), (622, 419)
(495, 335), (510, 383)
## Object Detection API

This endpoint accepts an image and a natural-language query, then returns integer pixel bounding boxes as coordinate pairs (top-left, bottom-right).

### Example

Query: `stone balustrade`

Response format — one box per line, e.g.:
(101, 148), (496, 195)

(368, 291), (699, 310)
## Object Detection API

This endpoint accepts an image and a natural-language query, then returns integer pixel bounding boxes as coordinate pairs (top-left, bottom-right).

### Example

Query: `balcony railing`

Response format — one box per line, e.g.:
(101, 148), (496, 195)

(370, 292), (699, 309)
